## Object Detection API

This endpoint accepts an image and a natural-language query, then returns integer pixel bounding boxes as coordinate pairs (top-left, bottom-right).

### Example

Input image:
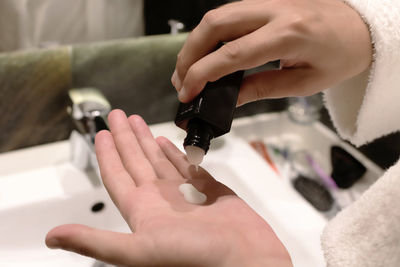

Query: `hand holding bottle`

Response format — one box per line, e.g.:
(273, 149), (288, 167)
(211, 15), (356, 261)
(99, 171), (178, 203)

(172, 0), (372, 106)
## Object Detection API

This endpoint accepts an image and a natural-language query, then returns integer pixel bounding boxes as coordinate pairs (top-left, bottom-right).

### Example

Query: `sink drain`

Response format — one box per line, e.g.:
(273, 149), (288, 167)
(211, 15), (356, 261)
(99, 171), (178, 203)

(91, 202), (105, 213)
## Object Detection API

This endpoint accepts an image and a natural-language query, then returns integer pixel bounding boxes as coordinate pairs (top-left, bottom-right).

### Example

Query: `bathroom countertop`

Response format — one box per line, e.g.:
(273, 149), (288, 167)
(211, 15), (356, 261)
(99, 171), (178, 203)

(235, 98), (400, 170)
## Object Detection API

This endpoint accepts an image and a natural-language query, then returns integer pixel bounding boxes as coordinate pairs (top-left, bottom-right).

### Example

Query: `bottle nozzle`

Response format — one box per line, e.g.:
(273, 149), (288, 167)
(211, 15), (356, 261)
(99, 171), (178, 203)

(182, 118), (213, 170)
(185, 145), (205, 170)
(183, 118), (213, 153)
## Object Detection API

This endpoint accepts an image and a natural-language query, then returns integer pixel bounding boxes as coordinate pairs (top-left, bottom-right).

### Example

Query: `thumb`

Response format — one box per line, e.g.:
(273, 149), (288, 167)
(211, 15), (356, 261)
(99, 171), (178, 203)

(238, 68), (316, 106)
(46, 224), (149, 266)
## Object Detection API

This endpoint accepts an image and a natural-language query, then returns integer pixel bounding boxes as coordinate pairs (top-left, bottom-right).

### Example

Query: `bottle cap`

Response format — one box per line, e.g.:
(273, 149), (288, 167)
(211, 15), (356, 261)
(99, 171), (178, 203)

(184, 145), (205, 169)
(183, 118), (213, 153)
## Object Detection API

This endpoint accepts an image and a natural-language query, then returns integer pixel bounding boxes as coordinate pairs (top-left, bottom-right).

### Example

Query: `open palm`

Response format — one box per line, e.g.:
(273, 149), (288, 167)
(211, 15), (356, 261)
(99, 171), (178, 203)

(46, 110), (292, 267)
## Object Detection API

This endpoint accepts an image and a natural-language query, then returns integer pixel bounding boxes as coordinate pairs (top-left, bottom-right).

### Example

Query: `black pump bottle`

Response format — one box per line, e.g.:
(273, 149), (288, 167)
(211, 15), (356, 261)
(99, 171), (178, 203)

(175, 70), (244, 155)
(174, 59), (280, 165)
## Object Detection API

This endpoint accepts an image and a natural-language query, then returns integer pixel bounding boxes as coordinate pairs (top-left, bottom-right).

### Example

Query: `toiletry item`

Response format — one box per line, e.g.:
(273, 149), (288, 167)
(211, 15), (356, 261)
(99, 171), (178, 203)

(293, 175), (334, 212)
(304, 153), (338, 189)
(175, 70), (244, 166)
(174, 59), (280, 166)
(178, 183), (207, 205)
(330, 146), (366, 188)
(250, 141), (281, 176)
(287, 94), (323, 124)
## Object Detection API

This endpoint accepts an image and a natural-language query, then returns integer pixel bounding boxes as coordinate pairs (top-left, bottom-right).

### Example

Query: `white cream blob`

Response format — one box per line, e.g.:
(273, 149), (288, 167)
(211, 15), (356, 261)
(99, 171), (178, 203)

(178, 183), (207, 205)
(184, 145), (205, 171)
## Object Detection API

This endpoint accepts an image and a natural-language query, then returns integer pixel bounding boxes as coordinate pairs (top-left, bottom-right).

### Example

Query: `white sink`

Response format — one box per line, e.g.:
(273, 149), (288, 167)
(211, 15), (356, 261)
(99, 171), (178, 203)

(0, 188), (128, 267)
(0, 112), (383, 267)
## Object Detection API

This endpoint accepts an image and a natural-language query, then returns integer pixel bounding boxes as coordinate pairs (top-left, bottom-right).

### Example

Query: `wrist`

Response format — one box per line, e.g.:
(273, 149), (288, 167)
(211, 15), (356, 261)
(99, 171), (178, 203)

(220, 233), (293, 267)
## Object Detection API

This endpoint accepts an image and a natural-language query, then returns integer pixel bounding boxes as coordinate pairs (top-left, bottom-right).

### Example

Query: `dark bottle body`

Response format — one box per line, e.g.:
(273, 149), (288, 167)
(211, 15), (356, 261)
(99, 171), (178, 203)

(174, 59), (280, 154)
(175, 70), (244, 153)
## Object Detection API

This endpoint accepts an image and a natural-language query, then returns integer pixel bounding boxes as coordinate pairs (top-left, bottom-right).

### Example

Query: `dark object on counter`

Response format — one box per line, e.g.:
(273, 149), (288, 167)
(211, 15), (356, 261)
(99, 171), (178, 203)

(331, 146), (367, 188)
(293, 175), (334, 212)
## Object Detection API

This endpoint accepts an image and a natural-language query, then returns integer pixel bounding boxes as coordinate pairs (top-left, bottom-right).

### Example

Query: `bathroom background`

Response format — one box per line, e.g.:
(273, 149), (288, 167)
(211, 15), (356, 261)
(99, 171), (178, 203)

(0, 0), (398, 170)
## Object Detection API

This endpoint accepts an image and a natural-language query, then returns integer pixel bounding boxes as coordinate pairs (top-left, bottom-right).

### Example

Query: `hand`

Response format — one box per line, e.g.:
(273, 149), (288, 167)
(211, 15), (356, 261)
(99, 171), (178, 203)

(45, 110), (292, 267)
(172, 0), (372, 106)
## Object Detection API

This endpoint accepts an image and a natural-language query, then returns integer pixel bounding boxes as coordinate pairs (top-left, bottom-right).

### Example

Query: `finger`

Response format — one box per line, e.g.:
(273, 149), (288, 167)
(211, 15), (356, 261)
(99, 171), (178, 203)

(237, 67), (316, 106)
(156, 137), (235, 199)
(108, 109), (158, 186)
(46, 224), (150, 266)
(156, 136), (209, 180)
(95, 130), (136, 218)
(174, 1), (272, 90)
(178, 22), (289, 102)
(128, 115), (184, 181)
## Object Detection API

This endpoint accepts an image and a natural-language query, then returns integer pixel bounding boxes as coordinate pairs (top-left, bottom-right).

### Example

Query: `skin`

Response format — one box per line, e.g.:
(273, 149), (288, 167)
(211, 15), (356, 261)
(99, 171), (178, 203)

(172, 0), (372, 106)
(46, 110), (292, 267)
(46, 0), (373, 264)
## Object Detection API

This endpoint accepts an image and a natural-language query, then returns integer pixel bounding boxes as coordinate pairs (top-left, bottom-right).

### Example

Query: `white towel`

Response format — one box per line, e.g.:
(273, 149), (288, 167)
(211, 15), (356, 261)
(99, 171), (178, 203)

(322, 0), (400, 266)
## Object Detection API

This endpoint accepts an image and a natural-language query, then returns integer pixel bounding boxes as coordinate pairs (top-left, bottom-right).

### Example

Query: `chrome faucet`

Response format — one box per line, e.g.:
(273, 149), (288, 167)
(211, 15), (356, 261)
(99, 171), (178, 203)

(67, 88), (111, 186)
(68, 88), (111, 143)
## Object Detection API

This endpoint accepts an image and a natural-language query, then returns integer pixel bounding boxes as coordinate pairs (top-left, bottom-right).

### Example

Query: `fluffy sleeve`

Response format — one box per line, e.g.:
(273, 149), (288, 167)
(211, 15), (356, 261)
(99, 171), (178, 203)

(324, 0), (400, 146)
(322, 0), (400, 266)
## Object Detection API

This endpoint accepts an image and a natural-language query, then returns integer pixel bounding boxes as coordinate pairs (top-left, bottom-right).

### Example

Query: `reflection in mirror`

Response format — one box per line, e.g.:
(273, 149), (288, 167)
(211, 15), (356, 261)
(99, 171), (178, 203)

(144, 0), (231, 35)
(0, 0), (232, 52)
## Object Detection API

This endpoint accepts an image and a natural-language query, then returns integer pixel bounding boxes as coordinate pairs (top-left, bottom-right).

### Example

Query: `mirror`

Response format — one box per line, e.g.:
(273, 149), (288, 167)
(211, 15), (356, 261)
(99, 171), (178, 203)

(0, 0), (231, 52)
(144, 0), (231, 35)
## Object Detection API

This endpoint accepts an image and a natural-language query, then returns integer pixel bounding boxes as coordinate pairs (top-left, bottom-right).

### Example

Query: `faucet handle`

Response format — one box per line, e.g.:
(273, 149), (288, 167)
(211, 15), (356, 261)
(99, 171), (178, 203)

(168, 19), (185, 35)
(68, 88), (111, 143)
(69, 87), (111, 118)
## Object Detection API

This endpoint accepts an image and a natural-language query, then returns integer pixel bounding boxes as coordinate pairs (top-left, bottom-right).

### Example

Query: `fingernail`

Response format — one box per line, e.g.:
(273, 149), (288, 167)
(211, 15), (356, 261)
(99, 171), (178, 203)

(171, 70), (177, 87)
(173, 71), (182, 91)
(178, 87), (187, 101)
(46, 238), (60, 248)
